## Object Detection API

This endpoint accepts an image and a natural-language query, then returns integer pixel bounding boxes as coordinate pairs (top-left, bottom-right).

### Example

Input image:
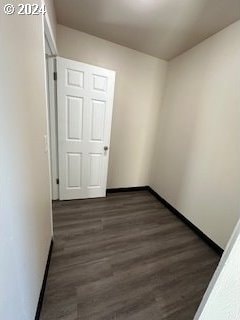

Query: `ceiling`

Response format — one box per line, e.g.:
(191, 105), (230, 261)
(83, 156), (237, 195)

(54, 0), (240, 60)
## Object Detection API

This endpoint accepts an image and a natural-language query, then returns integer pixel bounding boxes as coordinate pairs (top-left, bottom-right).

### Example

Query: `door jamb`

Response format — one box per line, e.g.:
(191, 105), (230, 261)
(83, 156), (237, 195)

(43, 9), (59, 200)
(43, 4), (57, 55)
(194, 219), (240, 318)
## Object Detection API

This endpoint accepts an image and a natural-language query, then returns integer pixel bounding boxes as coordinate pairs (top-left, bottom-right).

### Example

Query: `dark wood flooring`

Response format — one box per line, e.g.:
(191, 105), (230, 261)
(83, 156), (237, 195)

(40, 190), (220, 320)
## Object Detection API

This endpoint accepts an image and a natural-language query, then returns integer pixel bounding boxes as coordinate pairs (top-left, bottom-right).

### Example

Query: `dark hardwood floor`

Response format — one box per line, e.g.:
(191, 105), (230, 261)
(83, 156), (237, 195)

(40, 190), (220, 320)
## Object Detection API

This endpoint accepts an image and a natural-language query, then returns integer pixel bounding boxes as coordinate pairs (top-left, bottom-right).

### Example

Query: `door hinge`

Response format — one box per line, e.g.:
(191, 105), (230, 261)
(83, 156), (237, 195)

(56, 178), (59, 185)
(53, 71), (57, 81)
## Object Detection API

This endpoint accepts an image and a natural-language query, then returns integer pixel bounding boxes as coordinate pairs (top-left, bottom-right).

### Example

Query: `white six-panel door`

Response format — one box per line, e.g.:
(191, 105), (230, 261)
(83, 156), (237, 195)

(57, 57), (115, 200)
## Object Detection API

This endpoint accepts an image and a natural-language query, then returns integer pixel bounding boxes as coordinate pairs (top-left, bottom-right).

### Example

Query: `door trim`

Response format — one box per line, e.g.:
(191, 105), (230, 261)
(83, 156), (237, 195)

(44, 10), (59, 199)
(43, 2), (58, 56)
(46, 56), (59, 200)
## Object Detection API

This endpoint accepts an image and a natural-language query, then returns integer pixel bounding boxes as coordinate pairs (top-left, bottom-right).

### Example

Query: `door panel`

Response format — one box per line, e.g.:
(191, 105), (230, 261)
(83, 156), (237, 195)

(92, 74), (108, 92)
(66, 96), (83, 140)
(89, 153), (102, 187)
(90, 99), (106, 141)
(57, 57), (115, 200)
(67, 153), (82, 188)
(67, 68), (84, 88)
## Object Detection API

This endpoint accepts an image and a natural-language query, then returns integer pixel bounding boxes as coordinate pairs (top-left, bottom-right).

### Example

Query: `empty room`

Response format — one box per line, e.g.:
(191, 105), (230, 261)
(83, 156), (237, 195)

(1, 0), (240, 319)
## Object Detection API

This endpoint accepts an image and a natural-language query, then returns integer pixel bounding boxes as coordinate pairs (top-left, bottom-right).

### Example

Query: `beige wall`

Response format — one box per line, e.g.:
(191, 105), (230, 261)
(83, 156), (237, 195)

(57, 24), (167, 188)
(0, 2), (52, 319)
(150, 21), (240, 249)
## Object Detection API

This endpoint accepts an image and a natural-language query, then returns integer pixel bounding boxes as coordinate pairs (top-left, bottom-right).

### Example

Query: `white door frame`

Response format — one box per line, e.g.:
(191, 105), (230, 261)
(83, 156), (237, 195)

(43, 8), (59, 200)
(43, 3), (57, 55)
(46, 54), (59, 200)
(194, 218), (240, 319)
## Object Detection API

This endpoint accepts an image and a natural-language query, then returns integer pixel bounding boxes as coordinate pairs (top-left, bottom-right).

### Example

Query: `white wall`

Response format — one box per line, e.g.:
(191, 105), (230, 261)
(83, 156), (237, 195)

(0, 1), (53, 319)
(195, 219), (240, 319)
(150, 20), (240, 249)
(57, 24), (167, 188)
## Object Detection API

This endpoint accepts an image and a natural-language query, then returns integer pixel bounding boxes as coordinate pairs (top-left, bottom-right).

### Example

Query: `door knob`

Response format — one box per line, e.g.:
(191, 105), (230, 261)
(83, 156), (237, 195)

(104, 146), (109, 151)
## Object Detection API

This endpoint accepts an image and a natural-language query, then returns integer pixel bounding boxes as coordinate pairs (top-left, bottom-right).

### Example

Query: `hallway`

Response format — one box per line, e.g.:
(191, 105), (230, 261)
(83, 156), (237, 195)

(40, 191), (219, 320)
